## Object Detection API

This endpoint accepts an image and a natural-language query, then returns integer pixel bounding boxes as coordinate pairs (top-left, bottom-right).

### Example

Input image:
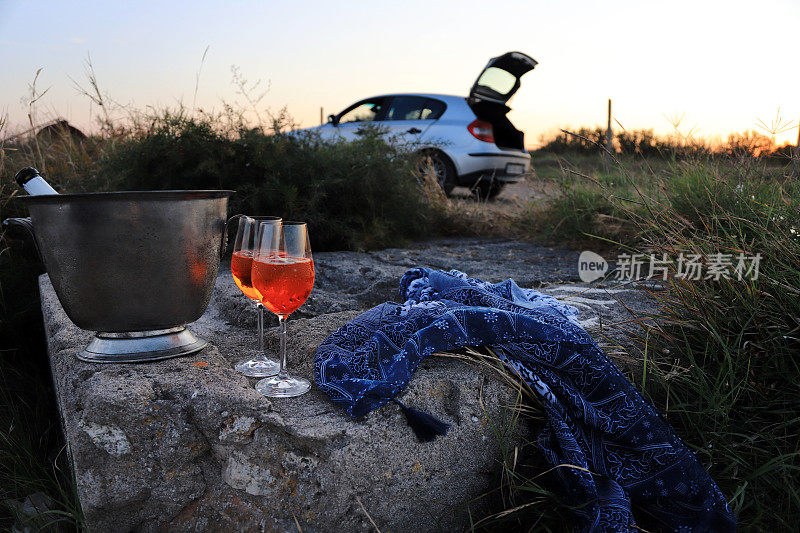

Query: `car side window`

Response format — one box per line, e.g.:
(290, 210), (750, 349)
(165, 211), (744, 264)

(420, 99), (446, 120)
(338, 99), (387, 124)
(385, 96), (430, 121)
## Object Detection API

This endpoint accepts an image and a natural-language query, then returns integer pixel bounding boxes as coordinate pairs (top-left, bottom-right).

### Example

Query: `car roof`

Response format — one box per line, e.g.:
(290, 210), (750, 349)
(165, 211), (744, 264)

(365, 93), (466, 104)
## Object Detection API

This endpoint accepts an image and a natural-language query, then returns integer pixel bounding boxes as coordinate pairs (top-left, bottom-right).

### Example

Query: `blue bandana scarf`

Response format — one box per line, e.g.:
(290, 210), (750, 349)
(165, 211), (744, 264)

(314, 268), (736, 532)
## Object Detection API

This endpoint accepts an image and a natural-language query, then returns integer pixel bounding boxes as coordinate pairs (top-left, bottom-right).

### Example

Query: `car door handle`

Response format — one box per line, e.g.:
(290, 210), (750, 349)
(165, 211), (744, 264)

(406, 128), (422, 134)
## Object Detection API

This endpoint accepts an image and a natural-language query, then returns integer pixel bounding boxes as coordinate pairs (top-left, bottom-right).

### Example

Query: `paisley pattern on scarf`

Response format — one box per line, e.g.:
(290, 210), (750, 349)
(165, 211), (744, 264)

(314, 268), (736, 532)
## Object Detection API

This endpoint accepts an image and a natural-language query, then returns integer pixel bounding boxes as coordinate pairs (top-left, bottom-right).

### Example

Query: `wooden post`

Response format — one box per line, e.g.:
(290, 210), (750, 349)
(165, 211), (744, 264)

(605, 98), (613, 156)
(793, 119), (800, 178)
(320, 107), (324, 125)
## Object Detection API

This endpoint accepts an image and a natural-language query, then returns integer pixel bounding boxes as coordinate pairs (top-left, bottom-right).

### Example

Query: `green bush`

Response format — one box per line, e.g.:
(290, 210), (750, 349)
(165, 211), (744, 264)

(97, 114), (437, 251)
(537, 127), (792, 163)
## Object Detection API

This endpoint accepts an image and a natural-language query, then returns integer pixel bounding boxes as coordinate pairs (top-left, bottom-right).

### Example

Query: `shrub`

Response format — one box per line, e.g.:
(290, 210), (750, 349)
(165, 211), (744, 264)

(97, 114), (437, 251)
(537, 127), (793, 165)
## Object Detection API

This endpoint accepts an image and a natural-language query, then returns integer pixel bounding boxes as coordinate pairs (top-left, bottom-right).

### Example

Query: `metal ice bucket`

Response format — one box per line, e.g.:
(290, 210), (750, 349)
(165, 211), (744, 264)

(4, 190), (233, 362)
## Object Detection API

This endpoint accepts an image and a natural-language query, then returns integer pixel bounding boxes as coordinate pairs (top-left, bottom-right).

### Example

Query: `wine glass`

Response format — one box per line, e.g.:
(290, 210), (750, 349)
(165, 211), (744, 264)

(253, 221), (315, 397)
(231, 216), (282, 377)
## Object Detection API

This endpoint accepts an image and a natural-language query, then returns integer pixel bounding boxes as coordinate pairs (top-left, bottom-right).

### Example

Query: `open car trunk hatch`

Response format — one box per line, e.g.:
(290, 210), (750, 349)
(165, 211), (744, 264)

(467, 51), (536, 151)
(469, 51), (537, 105)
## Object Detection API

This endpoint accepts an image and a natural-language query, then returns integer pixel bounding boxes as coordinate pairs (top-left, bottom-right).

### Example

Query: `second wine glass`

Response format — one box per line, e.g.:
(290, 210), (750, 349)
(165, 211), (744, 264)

(252, 221), (315, 398)
(231, 216), (282, 377)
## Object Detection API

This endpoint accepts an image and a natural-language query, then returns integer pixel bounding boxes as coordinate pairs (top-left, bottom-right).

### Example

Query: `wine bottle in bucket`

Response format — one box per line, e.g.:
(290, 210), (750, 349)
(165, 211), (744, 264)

(15, 167), (58, 196)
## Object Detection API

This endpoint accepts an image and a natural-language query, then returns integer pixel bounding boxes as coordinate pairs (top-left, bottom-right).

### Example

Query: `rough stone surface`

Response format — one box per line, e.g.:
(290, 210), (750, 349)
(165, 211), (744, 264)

(41, 238), (655, 532)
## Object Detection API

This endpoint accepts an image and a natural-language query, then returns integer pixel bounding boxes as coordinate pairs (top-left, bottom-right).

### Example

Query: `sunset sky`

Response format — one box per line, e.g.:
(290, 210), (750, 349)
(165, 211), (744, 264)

(1, 0), (799, 148)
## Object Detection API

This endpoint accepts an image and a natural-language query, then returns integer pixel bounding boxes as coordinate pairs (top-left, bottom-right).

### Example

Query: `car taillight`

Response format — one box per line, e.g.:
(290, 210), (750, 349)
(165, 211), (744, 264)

(467, 120), (495, 143)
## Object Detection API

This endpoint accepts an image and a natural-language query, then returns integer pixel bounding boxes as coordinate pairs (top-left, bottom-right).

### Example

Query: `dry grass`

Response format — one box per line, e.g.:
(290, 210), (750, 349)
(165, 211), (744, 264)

(519, 144), (800, 530)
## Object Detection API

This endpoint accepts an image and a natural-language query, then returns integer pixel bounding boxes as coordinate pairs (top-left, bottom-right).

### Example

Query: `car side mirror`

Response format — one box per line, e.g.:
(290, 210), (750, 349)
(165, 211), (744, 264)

(327, 114), (338, 126)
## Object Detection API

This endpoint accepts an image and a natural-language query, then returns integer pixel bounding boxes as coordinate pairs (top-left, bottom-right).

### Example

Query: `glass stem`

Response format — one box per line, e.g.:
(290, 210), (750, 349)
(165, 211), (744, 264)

(277, 316), (288, 380)
(256, 303), (266, 361)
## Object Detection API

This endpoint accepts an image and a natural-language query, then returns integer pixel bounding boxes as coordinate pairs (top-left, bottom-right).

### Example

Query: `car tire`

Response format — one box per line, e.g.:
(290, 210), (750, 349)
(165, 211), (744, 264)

(474, 179), (505, 201)
(418, 150), (456, 196)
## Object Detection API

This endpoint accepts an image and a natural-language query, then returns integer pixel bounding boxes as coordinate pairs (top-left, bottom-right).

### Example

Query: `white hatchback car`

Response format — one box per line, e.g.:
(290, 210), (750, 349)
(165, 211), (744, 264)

(297, 51), (537, 199)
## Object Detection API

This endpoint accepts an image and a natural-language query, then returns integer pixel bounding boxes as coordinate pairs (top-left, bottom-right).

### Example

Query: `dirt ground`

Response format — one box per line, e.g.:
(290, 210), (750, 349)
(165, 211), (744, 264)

(447, 177), (556, 224)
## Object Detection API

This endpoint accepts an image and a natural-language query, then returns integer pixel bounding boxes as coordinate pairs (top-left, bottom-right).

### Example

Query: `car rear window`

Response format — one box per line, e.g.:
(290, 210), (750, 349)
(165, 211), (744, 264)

(385, 96), (428, 121)
(421, 99), (446, 120)
(475, 67), (517, 97)
(385, 97), (446, 121)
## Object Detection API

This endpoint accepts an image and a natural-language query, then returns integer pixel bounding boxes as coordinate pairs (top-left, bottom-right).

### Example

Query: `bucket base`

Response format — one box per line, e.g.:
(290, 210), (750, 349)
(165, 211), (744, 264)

(77, 327), (207, 363)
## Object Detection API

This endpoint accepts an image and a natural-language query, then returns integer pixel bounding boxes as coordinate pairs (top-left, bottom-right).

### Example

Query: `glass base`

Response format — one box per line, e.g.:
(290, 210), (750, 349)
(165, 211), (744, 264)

(234, 358), (280, 377)
(255, 375), (311, 398)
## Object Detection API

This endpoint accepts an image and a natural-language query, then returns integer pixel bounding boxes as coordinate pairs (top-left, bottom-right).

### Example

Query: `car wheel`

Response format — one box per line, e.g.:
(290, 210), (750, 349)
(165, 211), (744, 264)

(418, 150), (456, 196)
(474, 179), (505, 201)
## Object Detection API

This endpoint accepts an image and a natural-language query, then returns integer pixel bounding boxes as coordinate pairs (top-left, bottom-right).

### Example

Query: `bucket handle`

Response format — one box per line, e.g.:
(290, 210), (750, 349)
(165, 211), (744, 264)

(221, 214), (245, 258)
(2, 217), (42, 262)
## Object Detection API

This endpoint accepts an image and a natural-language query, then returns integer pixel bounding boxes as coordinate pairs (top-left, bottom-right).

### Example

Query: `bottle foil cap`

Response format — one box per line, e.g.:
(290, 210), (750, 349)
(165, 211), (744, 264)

(15, 167), (41, 186)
